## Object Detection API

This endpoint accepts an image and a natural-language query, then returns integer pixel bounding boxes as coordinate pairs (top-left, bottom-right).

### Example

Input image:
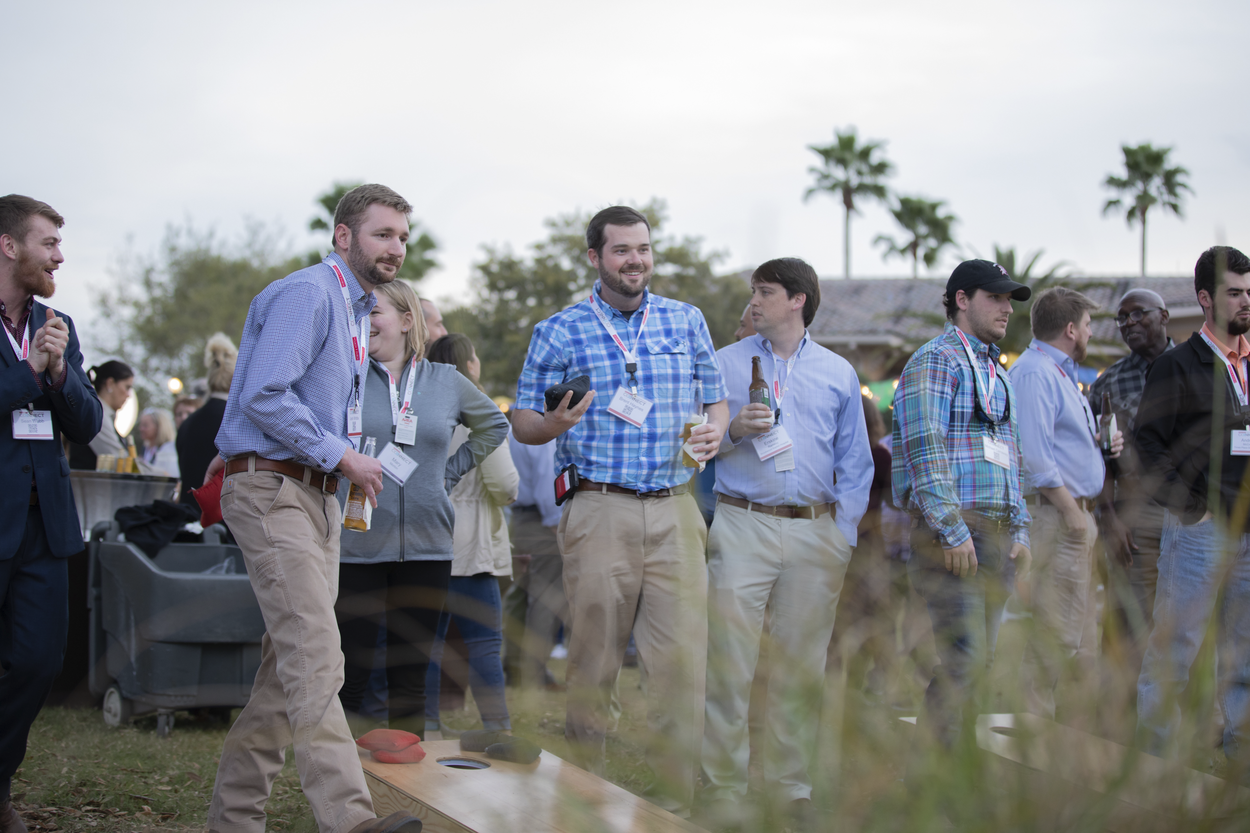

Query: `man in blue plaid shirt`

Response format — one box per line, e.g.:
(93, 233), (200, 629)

(514, 206), (728, 816)
(893, 259), (1032, 748)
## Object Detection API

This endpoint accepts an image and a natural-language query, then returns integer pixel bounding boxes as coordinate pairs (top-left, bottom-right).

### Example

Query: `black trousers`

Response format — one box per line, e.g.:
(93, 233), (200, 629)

(0, 506), (69, 802)
(335, 559), (451, 732)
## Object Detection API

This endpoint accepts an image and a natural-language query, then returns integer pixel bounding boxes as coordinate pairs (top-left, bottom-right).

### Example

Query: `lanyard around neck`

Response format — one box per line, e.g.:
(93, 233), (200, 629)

(328, 259), (370, 404)
(3, 318), (28, 363)
(954, 328), (998, 414)
(768, 338), (804, 411)
(384, 356), (418, 425)
(588, 292), (650, 392)
(1200, 330), (1250, 409)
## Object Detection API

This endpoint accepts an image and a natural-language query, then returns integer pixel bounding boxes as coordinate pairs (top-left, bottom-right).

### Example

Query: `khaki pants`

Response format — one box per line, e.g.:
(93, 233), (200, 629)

(702, 502), (851, 803)
(557, 489), (708, 813)
(1020, 503), (1099, 719)
(208, 466), (374, 833)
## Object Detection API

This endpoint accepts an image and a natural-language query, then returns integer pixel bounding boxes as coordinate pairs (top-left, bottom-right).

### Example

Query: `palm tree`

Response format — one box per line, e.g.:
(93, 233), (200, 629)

(874, 197), (957, 278)
(1102, 143), (1192, 277)
(803, 127), (893, 279)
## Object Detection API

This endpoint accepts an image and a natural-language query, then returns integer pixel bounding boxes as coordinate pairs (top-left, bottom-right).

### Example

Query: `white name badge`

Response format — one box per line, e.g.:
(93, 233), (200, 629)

(983, 436), (1011, 470)
(1232, 429), (1250, 456)
(13, 409), (53, 440)
(395, 412), (417, 446)
(753, 424), (794, 462)
(607, 386), (654, 427)
(378, 442), (418, 485)
(347, 403), (363, 449)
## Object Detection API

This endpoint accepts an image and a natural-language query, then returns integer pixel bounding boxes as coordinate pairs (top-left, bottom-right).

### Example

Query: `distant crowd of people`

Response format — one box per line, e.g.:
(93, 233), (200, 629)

(2, 186), (1248, 833)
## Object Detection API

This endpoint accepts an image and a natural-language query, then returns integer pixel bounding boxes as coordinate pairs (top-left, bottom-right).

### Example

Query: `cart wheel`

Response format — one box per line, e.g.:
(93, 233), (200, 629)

(102, 686), (132, 728)
(156, 712), (175, 738)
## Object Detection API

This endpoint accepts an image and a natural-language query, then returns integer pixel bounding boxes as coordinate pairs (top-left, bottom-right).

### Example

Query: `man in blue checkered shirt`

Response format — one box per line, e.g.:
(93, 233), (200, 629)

(513, 206), (728, 816)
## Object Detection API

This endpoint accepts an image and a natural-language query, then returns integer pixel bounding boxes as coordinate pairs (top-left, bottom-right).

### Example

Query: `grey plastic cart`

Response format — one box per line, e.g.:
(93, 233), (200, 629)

(87, 521), (265, 737)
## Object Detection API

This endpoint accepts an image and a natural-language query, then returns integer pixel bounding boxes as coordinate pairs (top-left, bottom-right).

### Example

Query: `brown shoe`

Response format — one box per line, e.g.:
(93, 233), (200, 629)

(0, 802), (27, 833)
(347, 812), (422, 833)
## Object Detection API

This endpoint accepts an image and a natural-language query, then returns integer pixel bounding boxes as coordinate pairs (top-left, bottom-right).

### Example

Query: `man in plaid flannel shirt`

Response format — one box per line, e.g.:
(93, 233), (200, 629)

(513, 206), (728, 816)
(893, 259), (1032, 748)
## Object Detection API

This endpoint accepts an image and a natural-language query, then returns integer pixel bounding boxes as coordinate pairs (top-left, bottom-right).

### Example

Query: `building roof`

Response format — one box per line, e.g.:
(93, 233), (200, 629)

(808, 275), (1197, 355)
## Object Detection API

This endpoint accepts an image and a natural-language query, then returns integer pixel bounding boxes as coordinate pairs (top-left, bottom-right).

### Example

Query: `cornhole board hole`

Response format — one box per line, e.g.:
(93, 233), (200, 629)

(899, 713), (1250, 830)
(361, 740), (703, 833)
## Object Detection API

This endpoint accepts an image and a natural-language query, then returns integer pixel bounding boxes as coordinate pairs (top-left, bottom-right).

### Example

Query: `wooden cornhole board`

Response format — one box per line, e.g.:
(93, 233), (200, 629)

(900, 713), (1250, 830)
(361, 740), (704, 833)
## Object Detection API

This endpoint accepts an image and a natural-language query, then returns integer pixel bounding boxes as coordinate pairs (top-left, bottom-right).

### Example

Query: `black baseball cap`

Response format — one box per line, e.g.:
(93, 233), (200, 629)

(946, 259), (1031, 301)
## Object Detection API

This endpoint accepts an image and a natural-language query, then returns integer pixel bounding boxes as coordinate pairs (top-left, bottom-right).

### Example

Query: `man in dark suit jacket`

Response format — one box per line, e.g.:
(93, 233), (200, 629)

(0, 195), (102, 833)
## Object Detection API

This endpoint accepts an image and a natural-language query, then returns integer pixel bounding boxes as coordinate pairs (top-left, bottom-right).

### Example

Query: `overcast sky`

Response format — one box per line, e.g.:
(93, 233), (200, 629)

(6, 0), (1247, 367)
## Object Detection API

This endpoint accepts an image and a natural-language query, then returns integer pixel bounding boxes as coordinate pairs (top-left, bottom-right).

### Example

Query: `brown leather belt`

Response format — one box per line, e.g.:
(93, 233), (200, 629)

(717, 495), (834, 521)
(224, 456), (339, 495)
(912, 511), (1014, 534)
(1025, 493), (1094, 512)
(577, 479), (691, 498)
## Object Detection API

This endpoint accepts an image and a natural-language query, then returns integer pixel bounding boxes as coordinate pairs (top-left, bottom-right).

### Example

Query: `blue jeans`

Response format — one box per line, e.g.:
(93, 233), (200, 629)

(425, 574), (511, 732)
(908, 520), (1016, 748)
(1137, 513), (1250, 760)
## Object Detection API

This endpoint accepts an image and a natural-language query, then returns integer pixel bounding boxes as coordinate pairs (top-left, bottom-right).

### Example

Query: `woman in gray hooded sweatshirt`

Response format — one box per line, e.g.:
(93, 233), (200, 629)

(335, 279), (508, 736)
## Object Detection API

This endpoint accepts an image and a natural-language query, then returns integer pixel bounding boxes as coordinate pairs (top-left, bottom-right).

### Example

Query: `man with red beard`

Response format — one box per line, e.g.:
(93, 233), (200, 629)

(0, 195), (102, 833)
(207, 185), (423, 833)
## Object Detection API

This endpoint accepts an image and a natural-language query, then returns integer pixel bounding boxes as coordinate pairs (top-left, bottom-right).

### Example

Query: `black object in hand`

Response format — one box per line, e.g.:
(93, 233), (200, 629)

(544, 376), (591, 412)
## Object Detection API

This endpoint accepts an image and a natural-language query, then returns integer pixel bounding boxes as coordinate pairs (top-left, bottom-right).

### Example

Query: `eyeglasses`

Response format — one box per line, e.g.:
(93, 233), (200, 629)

(1115, 308), (1161, 327)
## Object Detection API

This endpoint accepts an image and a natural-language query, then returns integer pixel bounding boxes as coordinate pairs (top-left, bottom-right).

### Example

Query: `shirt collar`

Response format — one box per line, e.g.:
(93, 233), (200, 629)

(0, 296), (33, 326)
(592, 281), (650, 318)
(1031, 338), (1079, 378)
(1201, 323), (1250, 361)
(944, 321), (1001, 361)
(755, 330), (810, 361)
(1127, 338), (1175, 370)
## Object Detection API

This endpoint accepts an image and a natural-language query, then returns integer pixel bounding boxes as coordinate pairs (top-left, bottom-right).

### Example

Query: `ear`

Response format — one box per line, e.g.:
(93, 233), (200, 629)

(956, 289), (971, 312)
(790, 292), (806, 313)
(1198, 289), (1212, 311)
(0, 233), (17, 262)
(587, 247), (601, 268)
(1159, 308), (1170, 325)
(401, 309), (414, 333)
(333, 223), (352, 253)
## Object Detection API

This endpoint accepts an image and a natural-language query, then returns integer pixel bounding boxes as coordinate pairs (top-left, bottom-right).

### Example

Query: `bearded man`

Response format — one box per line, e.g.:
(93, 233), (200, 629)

(0, 195), (102, 833)
(512, 206), (728, 816)
(206, 185), (423, 833)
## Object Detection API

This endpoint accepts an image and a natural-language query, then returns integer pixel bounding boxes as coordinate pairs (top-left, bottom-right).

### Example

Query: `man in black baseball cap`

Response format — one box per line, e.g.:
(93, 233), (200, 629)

(893, 257), (1032, 755)
(946, 259), (1032, 303)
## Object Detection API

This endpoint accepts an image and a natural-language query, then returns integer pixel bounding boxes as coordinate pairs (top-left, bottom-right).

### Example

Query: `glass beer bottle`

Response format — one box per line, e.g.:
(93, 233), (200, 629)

(1099, 391), (1116, 457)
(749, 356), (773, 424)
(343, 436), (376, 531)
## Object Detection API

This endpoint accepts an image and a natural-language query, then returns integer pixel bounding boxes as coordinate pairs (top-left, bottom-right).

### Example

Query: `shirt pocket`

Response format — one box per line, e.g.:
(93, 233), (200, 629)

(645, 336), (694, 406)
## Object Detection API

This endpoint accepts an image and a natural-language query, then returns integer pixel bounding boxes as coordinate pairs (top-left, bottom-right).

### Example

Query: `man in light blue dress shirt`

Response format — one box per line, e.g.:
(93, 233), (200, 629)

(207, 185), (422, 833)
(1010, 287), (1121, 720)
(701, 258), (872, 825)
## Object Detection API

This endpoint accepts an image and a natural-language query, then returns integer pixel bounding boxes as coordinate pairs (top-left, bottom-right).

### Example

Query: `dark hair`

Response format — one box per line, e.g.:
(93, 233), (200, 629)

(1195, 246), (1250, 302)
(585, 206), (650, 256)
(751, 258), (821, 327)
(426, 333), (485, 392)
(0, 194), (64, 242)
(332, 184), (412, 237)
(87, 360), (134, 392)
(1030, 286), (1099, 341)
(943, 288), (977, 321)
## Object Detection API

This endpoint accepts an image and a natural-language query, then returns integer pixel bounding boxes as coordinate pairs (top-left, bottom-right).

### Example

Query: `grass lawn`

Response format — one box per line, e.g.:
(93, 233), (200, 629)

(15, 619), (1247, 832)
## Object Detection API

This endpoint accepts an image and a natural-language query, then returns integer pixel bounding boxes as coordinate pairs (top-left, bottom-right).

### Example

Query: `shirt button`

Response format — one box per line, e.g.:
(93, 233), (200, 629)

(22, 465), (31, 473)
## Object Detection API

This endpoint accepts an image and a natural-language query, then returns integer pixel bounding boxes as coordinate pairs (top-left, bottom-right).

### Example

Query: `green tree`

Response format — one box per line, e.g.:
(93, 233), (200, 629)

(443, 199), (749, 397)
(308, 181), (440, 282)
(803, 127), (893, 279)
(94, 223), (302, 405)
(1102, 143), (1192, 278)
(874, 196), (957, 278)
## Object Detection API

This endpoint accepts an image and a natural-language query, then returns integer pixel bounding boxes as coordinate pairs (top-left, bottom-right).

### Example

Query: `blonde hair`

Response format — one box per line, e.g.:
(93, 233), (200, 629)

(204, 332), (238, 394)
(375, 280), (427, 361)
(140, 407), (176, 445)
